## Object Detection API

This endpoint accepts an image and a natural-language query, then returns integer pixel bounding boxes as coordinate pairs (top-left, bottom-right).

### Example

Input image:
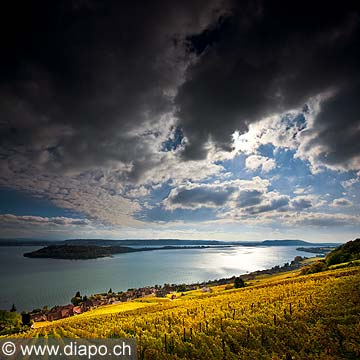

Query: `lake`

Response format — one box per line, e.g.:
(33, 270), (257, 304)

(0, 245), (313, 311)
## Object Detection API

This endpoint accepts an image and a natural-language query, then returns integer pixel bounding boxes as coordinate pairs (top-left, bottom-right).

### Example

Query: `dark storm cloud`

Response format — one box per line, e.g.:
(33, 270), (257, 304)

(176, 0), (360, 163)
(236, 190), (262, 208)
(302, 83), (360, 170)
(164, 178), (277, 212)
(166, 186), (232, 208)
(0, 0), (225, 174)
(247, 195), (289, 215)
(1, 0), (360, 179)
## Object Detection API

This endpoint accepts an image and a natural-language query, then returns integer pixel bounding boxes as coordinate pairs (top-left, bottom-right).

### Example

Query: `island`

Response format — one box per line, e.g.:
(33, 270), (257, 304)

(23, 245), (143, 259)
(23, 244), (229, 260)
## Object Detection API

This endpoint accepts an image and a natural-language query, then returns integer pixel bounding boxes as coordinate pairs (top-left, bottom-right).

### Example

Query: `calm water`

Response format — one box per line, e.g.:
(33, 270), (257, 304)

(0, 246), (312, 311)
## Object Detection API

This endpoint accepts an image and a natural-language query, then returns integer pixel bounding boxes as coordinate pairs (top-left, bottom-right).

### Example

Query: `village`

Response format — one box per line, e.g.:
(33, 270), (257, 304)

(28, 283), (200, 323)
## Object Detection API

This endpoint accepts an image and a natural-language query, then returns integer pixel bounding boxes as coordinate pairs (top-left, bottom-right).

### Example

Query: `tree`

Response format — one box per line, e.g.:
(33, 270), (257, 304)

(71, 291), (83, 306)
(0, 310), (22, 335)
(300, 260), (327, 275)
(21, 312), (31, 326)
(234, 277), (245, 288)
(10, 304), (16, 312)
(177, 284), (187, 292)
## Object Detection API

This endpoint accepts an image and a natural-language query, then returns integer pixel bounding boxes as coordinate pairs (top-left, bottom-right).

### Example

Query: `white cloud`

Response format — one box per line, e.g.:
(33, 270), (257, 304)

(0, 214), (91, 226)
(0, 113), (228, 228)
(245, 155), (276, 173)
(293, 188), (305, 195)
(288, 212), (358, 227)
(233, 92), (360, 174)
(135, 151), (225, 187)
(233, 110), (303, 155)
(125, 186), (151, 198)
(0, 166), (142, 226)
(341, 178), (360, 188)
(332, 198), (353, 207)
(0, 214), (96, 238)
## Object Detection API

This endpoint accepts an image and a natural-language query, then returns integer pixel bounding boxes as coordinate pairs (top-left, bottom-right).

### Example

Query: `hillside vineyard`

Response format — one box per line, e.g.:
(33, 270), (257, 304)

(11, 267), (360, 359)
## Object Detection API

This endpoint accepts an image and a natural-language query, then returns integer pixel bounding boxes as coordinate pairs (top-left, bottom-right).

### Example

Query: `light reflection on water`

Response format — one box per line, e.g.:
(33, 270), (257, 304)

(0, 245), (312, 311)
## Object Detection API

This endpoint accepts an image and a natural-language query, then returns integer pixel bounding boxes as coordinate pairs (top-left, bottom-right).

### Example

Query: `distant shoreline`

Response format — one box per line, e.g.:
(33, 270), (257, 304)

(296, 246), (335, 255)
(0, 238), (341, 247)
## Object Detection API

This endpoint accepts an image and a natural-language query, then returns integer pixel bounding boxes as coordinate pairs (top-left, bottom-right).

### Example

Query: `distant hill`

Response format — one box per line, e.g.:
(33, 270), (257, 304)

(262, 239), (312, 246)
(0, 238), (341, 247)
(63, 239), (339, 247)
(64, 239), (223, 246)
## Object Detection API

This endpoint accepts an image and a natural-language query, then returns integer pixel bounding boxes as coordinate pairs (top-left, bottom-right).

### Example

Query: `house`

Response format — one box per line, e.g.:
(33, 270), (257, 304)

(119, 293), (128, 302)
(46, 307), (62, 321)
(90, 299), (102, 308)
(60, 304), (74, 318)
(81, 300), (93, 312)
(30, 312), (47, 322)
(187, 285), (198, 291)
(73, 306), (82, 315)
(155, 289), (169, 297)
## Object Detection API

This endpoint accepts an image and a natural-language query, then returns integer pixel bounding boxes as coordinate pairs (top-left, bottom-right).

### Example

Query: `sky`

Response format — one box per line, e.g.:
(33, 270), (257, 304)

(0, 0), (359, 243)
